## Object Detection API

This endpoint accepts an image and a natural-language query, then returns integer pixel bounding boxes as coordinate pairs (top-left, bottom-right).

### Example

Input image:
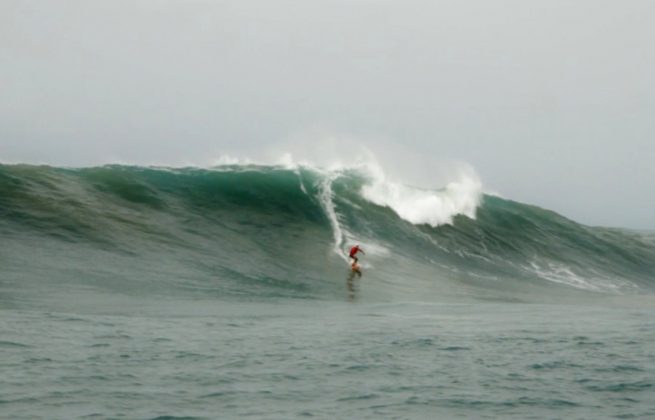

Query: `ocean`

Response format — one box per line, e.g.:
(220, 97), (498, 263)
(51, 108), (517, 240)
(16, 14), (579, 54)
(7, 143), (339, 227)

(1, 163), (654, 419)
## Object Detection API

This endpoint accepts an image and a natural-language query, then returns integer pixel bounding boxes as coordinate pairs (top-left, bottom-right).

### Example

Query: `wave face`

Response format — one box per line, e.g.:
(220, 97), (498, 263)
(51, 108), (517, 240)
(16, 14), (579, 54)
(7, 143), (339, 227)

(2, 163), (655, 304)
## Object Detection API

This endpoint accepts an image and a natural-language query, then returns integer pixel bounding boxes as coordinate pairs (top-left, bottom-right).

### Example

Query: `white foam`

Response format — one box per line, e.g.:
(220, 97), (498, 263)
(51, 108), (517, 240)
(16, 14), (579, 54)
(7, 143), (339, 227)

(526, 261), (638, 292)
(212, 155), (254, 166)
(316, 172), (350, 261)
(299, 178), (308, 195)
(361, 169), (482, 227)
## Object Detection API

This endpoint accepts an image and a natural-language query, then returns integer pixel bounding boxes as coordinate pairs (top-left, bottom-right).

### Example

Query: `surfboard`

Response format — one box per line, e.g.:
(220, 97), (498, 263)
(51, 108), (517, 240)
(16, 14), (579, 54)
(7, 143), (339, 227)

(351, 263), (362, 276)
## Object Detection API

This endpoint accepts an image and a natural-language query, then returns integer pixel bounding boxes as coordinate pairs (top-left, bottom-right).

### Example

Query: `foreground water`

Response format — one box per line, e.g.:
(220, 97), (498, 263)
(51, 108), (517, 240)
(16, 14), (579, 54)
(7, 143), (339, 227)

(2, 298), (654, 419)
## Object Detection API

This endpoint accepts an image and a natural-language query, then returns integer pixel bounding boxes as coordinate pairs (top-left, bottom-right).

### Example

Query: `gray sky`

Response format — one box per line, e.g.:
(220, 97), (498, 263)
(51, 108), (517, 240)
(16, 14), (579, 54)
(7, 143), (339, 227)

(1, 0), (654, 228)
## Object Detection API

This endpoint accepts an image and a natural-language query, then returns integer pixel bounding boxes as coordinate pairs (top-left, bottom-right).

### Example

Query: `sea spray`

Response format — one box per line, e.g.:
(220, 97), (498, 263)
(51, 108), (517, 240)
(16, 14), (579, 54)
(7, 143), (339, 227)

(361, 171), (482, 227)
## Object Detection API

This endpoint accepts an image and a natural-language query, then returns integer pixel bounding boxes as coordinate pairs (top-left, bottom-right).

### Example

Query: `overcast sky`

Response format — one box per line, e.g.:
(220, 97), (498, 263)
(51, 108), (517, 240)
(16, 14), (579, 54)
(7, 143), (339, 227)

(1, 0), (654, 228)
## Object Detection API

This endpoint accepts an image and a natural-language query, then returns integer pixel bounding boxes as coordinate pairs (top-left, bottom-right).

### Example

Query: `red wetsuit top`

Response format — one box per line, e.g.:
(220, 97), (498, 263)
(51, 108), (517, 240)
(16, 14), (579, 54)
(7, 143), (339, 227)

(349, 246), (360, 258)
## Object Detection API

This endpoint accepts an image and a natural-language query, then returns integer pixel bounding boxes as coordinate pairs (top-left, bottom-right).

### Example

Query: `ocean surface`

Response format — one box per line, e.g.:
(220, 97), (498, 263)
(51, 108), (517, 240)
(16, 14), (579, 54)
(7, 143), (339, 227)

(1, 163), (654, 419)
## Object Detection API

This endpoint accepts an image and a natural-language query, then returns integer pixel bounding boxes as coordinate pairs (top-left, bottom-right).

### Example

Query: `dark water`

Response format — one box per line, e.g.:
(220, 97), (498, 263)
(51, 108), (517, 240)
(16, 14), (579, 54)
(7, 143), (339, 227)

(1, 164), (655, 419)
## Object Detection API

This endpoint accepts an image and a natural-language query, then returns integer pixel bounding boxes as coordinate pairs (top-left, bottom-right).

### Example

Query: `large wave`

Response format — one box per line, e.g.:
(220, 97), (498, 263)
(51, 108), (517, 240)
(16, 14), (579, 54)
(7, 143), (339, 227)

(1, 162), (654, 304)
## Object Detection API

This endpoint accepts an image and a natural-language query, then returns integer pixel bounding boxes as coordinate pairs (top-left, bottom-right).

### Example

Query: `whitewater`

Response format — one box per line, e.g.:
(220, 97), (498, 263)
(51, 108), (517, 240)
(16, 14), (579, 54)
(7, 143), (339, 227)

(2, 161), (655, 419)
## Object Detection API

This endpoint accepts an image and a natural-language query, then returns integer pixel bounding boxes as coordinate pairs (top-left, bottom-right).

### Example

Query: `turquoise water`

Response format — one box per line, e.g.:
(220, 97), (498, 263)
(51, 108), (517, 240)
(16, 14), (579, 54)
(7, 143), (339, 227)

(1, 164), (655, 419)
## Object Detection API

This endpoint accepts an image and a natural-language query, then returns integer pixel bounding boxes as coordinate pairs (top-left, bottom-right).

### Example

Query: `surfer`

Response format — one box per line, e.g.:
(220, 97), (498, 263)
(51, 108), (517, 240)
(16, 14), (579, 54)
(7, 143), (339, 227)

(348, 245), (365, 277)
(349, 244), (365, 265)
(346, 247), (363, 298)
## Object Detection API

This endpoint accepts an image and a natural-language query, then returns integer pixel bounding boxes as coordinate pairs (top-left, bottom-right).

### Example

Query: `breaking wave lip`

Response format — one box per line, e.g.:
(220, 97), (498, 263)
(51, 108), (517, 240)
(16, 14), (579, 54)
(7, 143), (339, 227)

(361, 173), (482, 227)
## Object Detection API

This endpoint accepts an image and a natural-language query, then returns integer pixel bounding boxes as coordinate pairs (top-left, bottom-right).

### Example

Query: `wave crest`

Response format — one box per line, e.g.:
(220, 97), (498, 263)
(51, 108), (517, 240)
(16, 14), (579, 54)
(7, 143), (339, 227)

(361, 171), (482, 227)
